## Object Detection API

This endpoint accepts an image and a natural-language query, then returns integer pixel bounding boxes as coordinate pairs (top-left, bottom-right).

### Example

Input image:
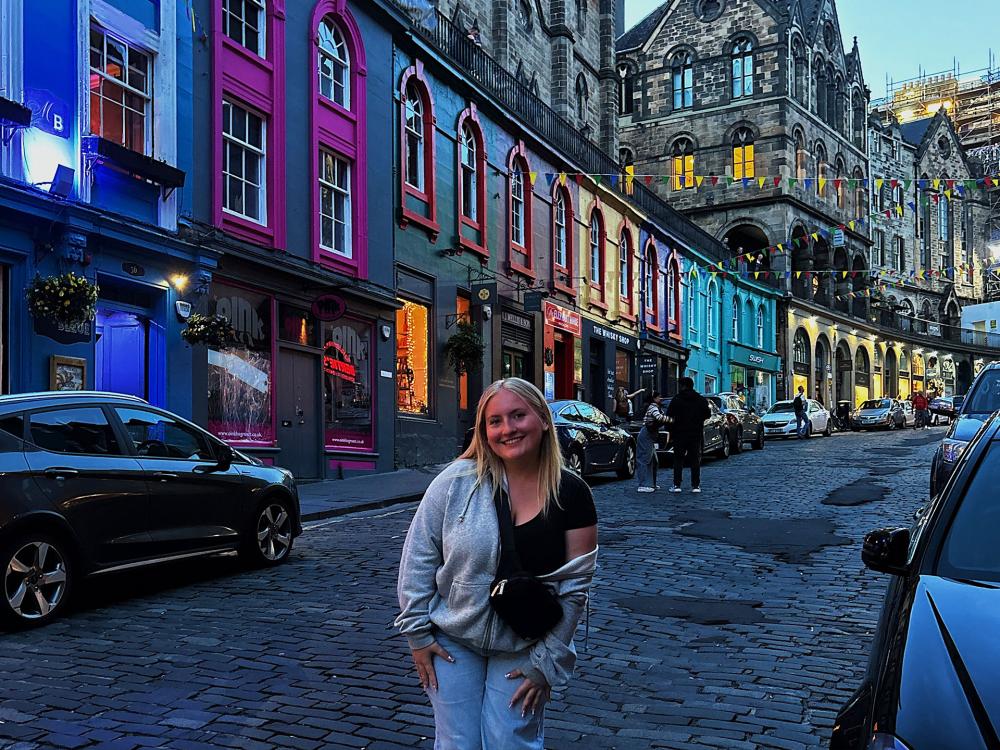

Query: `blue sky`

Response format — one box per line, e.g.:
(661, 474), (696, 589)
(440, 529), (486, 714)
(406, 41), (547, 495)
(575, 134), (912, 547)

(623, 0), (998, 98)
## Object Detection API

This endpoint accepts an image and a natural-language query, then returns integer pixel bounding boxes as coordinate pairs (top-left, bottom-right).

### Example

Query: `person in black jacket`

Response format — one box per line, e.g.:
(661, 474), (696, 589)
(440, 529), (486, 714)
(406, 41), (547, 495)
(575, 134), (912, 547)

(665, 377), (711, 493)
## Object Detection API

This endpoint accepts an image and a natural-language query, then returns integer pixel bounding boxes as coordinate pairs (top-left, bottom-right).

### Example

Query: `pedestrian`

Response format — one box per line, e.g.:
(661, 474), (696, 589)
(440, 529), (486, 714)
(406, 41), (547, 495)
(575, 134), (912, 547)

(814, 385), (824, 406)
(665, 376), (711, 494)
(636, 391), (669, 492)
(793, 385), (809, 438)
(612, 385), (645, 425)
(396, 377), (598, 749)
(928, 386), (940, 425)
(913, 389), (930, 429)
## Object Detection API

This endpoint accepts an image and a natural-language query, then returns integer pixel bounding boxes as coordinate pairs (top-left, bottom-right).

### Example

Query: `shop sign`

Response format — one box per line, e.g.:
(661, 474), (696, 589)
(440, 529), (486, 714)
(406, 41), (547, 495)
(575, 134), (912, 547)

(748, 353), (765, 365)
(544, 371), (555, 400)
(312, 293), (346, 322)
(591, 323), (633, 348)
(34, 316), (92, 345)
(638, 354), (657, 376)
(501, 310), (532, 330)
(833, 229), (846, 247)
(121, 262), (145, 277)
(471, 282), (497, 306)
(543, 301), (581, 335)
(524, 291), (546, 312)
(731, 343), (781, 372)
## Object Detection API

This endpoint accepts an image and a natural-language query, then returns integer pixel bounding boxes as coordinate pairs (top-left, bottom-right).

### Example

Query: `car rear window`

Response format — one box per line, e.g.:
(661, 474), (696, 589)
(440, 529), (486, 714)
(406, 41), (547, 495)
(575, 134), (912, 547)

(964, 370), (1000, 414)
(767, 403), (794, 413)
(0, 415), (24, 439)
(29, 407), (122, 455)
(936, 441), (1000, 583)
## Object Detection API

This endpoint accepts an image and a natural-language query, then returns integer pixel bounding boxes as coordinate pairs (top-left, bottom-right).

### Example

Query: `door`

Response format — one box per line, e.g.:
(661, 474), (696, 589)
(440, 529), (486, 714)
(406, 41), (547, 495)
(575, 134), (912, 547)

(24, 406), (150, 566)
(278, 348), (320, 479)
(96, 308), (147, 399)
(111, 405), (246, 556)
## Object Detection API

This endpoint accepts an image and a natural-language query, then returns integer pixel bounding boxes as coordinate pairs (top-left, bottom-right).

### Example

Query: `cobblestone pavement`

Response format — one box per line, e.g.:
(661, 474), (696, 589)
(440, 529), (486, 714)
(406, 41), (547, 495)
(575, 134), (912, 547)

(0, 427), (946, 750)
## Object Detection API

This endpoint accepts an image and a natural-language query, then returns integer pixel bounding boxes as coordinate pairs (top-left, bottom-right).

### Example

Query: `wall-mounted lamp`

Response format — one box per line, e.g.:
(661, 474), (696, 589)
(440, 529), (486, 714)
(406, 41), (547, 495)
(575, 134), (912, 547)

(169, 273), (189, 291)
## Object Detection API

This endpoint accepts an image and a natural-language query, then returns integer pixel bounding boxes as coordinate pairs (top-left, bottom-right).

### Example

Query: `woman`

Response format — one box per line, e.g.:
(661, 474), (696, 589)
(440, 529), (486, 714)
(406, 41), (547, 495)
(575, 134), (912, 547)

(396, 378), (598, 748)
(636, 391), (670, 493)
(612, 385), (645, 424)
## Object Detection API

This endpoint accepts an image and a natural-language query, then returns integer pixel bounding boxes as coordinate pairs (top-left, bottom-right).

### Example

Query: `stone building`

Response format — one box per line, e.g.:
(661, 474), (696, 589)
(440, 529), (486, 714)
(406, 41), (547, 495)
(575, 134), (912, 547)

(436, 0), (618, 154)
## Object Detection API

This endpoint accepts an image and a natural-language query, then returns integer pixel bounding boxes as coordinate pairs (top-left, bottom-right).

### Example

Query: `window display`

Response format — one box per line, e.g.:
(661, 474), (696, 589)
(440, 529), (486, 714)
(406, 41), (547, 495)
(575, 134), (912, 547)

(208, 283), (274, 444)
(396, 299), (430, 415)
(323, 318), (374, 451)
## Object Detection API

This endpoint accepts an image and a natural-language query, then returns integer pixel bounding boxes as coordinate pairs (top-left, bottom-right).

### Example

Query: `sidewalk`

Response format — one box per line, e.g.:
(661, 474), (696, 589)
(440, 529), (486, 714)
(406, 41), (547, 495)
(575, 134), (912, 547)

(297, 464), (448, 521)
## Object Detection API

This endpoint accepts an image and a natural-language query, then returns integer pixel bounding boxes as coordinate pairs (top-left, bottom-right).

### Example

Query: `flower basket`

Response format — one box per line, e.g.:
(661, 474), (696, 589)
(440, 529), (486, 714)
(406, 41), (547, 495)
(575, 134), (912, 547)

(26, 273), (99, 326)
(181, 313), (236, 348)
(442, 320), (485, 375)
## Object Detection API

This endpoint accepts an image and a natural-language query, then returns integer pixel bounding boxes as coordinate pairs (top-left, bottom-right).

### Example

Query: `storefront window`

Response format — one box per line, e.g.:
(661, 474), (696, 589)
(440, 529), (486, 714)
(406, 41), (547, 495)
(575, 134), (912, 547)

(457, 296), (470, 411)
(208, 283), (274, 444)
(615, 348), (630, 389)
(278, 304), (317, 346)
(396, 299), (431, 415)
(323, 318), (373, 451)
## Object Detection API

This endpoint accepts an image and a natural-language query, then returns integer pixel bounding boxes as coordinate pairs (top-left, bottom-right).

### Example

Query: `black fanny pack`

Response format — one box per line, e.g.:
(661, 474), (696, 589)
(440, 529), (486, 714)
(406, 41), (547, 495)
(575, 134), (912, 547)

(488, 484), (563, 641)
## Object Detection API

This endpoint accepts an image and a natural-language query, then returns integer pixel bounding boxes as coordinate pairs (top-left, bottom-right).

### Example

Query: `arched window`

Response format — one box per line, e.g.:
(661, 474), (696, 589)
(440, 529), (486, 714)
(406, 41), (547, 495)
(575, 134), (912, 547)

(672, 52), (694, 110)
(668, 260), (680, 328)
(617, 63), (634, 115)
(403, 83), (426, 192)
(460, 124), (478, 222)
(318, 17), (350, 108)
(815, 63), (827, 119)
(551, 185), (576, 292)
(575, 73), (589, 122)
(687, 273), (698, 332)
(731, 38), (754, 99)
(792, 38), (806, 104)
(793, 330), (809, 370)
(731, 297), (739, 340)
(507, 146), (533, 273)
(554, 192), (568, 269)
(815, 142), (827, 197)
(618, 147), (634, 168)
(511, 166), (526, 246)
(644, 244), (658, 326)
(835, 157), (846, 210)
(732, 128), (754, 180)
(852, 90), (865, 148)
(853, 167), (866, 220)
(706, 281), (718, 344)
(672, 138), (695, 190)
(589, 211), (604, 289)
(756, 305), (765, 348)
(795, 131), (807, 181)
(619, 230), (632, 305)
(938, 197), (949, 242)
(456, 108), (488, 256)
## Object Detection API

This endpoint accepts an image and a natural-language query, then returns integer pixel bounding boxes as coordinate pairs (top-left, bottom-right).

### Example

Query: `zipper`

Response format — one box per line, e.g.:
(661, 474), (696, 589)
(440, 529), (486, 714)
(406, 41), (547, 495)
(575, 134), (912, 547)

(491, 579), (507, 597)
(481, 607), (496, 650)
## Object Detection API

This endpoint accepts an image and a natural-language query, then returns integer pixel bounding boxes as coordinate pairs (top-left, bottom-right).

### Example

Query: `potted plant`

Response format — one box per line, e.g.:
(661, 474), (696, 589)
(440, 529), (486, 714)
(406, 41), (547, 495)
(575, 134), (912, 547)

(442, 320), (484, 375)
(181, 313), (236, 348)
(26, 272), (99, 326)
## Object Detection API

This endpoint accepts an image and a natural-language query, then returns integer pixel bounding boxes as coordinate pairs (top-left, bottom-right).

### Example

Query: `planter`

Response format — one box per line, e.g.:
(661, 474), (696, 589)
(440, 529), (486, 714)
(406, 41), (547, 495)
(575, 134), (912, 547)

(26, 273), (99, 327)
(181, 313), (236, 348)
(442, 320), (484, 375)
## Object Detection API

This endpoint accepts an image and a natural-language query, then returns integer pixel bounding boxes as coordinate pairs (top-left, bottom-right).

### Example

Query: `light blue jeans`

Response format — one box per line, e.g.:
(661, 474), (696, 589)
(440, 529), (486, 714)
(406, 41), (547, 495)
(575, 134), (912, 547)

(427, 632), (545, 750)
(635, 429), (657, 489)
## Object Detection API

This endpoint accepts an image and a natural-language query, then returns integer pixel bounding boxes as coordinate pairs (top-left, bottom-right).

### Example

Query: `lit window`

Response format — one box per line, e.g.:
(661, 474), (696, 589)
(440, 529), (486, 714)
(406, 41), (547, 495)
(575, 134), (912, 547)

(554, 194), (568, 268)
(404, 86), (425, 192)
(460, 124), (477, 222)
(619, 232), (630, 300)
(223, 0), (265, 57)
(756, 306), (765, 348)
(672, 138), (695, 190)
(511, 167), (525, 247)
(318, 18), (350, 108)
(319, 150), (351, 257)
(89, 26), (151, 154)
(731, 39), (753, 98)
(396, 299), (431, 416)
(590, 214), (602, 285)
(732, 297), (739, 340)
(672, 52), (693, 110)
(223, 101), (266, 224)
(732, 128), (754, 180)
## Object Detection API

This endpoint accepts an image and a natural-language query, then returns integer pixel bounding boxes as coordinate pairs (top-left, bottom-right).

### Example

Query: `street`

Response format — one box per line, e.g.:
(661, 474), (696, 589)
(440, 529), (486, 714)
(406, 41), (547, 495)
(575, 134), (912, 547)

(1, 427), (943, 750)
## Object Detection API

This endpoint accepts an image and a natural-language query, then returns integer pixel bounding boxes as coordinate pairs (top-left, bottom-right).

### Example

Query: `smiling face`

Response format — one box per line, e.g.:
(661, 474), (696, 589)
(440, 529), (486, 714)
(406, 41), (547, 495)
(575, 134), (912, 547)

(484, 388), (547, 467)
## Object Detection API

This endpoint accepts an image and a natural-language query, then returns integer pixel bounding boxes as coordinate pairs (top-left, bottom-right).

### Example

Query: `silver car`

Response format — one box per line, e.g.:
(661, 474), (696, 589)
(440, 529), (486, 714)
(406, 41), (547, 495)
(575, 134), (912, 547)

(851, 398), (907, 431)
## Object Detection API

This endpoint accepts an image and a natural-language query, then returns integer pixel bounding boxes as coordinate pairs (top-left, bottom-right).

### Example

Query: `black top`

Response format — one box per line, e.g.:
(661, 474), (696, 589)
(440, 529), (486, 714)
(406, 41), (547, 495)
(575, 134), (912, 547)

(510, 470), (597, 577)
(665, 389), (711, 439)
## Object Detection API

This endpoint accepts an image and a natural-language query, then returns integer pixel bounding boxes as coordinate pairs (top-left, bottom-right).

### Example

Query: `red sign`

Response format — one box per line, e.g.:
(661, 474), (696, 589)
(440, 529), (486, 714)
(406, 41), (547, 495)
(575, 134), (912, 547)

(543, 301), (581, 335)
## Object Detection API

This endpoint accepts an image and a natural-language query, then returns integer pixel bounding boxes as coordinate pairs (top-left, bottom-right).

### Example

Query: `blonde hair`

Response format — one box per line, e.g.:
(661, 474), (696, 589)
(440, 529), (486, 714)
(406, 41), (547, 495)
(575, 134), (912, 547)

(458, 378), (564, 513)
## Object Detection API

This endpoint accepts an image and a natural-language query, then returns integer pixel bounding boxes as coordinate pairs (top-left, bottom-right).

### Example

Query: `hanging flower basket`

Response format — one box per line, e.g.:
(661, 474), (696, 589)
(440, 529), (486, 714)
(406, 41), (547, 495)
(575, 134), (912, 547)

(26, 273), (99, 326)
(181, 313), (236, 348)
(442, 320), (484, 375)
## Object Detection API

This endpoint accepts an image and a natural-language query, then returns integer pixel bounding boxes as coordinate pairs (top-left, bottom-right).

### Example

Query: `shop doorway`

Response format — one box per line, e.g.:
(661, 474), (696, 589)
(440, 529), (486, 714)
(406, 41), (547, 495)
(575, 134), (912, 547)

(277, 348), (320, 480)
(588, 341), (605, 409)
(553, 332), (574, 400)
(835, 342), (852, 405)
(95, 305), (166, 406)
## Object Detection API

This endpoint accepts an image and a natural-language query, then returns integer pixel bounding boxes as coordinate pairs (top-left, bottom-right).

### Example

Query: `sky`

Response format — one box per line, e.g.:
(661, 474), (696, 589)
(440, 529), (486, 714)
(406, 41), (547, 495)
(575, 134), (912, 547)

(623, 0), (998, 99)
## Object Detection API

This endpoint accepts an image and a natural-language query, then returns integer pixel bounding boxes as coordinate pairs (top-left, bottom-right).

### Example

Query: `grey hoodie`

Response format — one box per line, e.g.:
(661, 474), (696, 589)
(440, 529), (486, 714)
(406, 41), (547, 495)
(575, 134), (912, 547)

(395, 459), (598, 688)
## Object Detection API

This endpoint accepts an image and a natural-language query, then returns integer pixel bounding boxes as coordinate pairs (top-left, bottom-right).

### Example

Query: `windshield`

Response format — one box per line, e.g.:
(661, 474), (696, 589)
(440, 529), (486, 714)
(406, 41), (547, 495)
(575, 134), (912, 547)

(767, 403), (794, 414)
(859, 400), (891, 410)
(964, 370), (1000, 414)
(936, 441), (1000, 583)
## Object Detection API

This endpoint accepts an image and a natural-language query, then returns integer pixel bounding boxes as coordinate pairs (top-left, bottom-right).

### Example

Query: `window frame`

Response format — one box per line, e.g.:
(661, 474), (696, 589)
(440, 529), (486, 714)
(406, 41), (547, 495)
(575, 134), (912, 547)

(507, 143), (535, 279)
(112, 405), (220, 463)
(618, 227), (635, 320)
(456, 106), (489, 258)
(732, 128), (755, 180)
(588, 207), (607, 308)
(551, 184), (576, 297)
(399, 63), (439, 240)
(395, 297), (434, 418)
(643, 241), (660, 332)
(706, 280), (718, 349)
(223, 0), (266, 58)
(89, 24), (153, 156)
(222, 99), (268, 226)
(672, 138), (695, 190)
(671, 52), (694, 110)
(318, 148), (352, 258)
(756, 305), (765, 348)
(25, 405), (126, 458)
(731, 38), (754, 99)
(317, 16), (350, 110)
(731, 296), (739, 341)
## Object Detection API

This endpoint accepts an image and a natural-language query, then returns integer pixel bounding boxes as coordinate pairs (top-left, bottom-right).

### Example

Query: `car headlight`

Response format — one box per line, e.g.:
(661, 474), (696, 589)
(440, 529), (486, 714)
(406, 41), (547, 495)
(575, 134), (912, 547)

(868, 733), (913, 750)
(941, 439), (968, 464)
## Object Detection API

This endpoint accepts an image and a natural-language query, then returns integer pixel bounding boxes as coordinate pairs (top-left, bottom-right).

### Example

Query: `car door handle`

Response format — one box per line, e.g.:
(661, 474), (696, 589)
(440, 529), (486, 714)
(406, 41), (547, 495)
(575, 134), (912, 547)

(43, 468), (79, 479)
(151, 472), (179, 482)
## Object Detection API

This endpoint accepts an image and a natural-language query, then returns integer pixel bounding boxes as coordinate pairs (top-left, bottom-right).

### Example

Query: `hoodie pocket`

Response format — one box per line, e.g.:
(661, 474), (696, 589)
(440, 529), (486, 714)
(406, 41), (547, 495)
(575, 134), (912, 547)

(446, 579), (490, 612)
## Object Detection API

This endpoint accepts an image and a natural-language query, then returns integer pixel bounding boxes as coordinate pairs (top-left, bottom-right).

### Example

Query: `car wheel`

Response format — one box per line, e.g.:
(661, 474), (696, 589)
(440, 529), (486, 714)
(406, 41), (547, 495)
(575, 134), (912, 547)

(243, 497), (295, 567)
(716, 432), (730, 458)
(617, 443), (636, 479)
(567, 448), (585, 476)
(823, 420), (832, 437)
(1, 533), (74, 629)
(732, 429), (743, 454)
(752, 428), (765, 450)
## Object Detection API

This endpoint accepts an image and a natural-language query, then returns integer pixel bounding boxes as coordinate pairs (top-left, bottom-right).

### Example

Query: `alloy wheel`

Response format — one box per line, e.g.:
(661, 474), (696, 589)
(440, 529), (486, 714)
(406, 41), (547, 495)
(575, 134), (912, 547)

(5, 541), (68, 621)
(256, 503), (293, 562)
(567, 450), (584, 476)
(626, 445), (636, 474)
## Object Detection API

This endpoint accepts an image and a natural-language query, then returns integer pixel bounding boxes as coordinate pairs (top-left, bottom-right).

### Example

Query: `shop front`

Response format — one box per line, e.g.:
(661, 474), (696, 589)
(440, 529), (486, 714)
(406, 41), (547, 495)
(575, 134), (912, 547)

(911, 352), (925, 395)
(582, 318), (638, 417)
(500, 306), (535, 383)
(729, 343), (780, 414)
(638, 336), (686, 400)
(543, 300), (581, 401)
(897, 348), (911, 400)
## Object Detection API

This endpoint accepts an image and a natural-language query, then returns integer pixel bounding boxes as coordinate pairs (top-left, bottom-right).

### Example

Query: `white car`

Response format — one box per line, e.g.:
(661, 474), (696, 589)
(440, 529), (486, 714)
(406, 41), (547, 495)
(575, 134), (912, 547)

(761, 399), (831, 438)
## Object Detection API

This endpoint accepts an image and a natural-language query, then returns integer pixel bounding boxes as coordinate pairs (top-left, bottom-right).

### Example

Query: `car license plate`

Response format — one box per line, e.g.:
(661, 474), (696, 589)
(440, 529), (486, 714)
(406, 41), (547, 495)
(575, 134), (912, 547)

(766, 427), (782, 433)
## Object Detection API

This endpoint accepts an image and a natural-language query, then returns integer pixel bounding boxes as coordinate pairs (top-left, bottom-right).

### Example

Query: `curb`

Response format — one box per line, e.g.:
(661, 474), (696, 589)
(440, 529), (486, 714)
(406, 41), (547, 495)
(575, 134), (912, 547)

(301, 492), (424, 522)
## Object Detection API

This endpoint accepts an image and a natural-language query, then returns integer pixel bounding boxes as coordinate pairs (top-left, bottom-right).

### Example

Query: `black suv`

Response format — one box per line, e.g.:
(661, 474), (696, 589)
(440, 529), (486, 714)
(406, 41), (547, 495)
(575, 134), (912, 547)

(929, 362), (1000, 497)
(0, 392), (302, 628)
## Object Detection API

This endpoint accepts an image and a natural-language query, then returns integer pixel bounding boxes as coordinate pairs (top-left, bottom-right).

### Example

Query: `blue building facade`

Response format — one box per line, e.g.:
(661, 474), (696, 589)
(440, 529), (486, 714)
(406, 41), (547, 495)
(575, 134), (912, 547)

(0, 0), (211, 415)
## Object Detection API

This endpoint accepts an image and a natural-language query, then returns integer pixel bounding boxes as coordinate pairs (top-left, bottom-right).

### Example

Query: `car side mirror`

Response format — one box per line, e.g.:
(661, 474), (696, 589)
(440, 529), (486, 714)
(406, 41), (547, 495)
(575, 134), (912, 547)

(215, 444), (234, 471)
(862, 527), (910, 576)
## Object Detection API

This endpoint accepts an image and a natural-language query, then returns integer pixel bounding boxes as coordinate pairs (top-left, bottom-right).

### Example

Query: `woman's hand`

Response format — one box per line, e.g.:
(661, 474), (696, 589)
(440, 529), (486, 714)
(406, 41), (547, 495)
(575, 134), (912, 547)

(410, 641), (454, 691)
(507, 669), (550, 717)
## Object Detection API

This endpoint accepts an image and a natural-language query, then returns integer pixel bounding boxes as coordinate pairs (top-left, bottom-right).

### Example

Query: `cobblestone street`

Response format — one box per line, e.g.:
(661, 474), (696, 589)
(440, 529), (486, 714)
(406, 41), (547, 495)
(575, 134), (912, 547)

(0, 428), (945, 750)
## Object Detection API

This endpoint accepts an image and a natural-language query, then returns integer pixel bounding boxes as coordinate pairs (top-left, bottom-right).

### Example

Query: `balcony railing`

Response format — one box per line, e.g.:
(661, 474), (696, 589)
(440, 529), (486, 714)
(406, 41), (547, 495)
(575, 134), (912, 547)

(391, 3), (727, 262)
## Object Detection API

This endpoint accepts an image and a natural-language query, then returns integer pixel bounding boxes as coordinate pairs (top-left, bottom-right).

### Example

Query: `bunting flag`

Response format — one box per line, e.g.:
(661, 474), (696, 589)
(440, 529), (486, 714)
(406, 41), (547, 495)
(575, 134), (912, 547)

(558, 172), (567, 187)
(696, 176), (705, 188)
(529, 171), (538, 185)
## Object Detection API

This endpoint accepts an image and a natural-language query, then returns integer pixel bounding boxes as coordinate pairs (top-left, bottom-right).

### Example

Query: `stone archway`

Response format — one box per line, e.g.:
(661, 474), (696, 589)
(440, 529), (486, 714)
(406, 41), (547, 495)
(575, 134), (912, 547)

(957, 358), (973, 394)
(723, 223), (775, 287)
(834, 340), (853, 406)
(832, 247), (849, 313)
(884, 347), (898, 398)
(854, 346), (871, 405)
(850, 255), (868, 319)
(814, 333), (833, 406)
(790, 225), (811, 299)
(812, 236), (833, 306)
(792, 327), (812, 396)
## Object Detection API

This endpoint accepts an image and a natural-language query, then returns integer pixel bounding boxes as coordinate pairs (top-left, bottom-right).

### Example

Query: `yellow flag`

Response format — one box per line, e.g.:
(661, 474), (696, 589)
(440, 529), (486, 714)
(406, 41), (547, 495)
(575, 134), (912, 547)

(932, 179), (941, 190)
(696, 176), (704, 188)
(811, 232), (819, 241)
(917, 270), (925, 279)
(776, 243), (784, 252)
(529, 171), (538, 185)
(895, 204), (903, 217)
(944, 189), (952, 200)
(795, 271), (802, 279)
(848, 221), (856, 230)
(757, 177), (766, 189)
(842, 271), (849, 279)
(624, 165), (634, 191)
(875, 178), (884, 191)
(558, 172), (567, 186)
(754, 271), (761, 279)
(819, 178), (827, 194)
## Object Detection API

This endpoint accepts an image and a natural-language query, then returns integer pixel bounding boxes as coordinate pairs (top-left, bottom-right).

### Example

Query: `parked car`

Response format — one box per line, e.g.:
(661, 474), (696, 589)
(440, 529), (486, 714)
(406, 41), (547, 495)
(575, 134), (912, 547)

(930, 363), (1000, 497)
(850, 398), (907, 431)
(707, 392), (765, 451)
(831, 410), (1000, 750)
(549, 400), (636, 479)
(625, 397), (731, 460)
(761, 399), (831, 438)
(928, 395), (961, 424)
(0, 392), (302, 629)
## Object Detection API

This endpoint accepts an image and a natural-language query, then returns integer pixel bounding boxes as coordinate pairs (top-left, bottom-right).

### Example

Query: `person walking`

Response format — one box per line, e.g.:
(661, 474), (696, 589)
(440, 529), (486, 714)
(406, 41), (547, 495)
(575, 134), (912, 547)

(913, 389), (930, 429)
(665, 377), (711, 493)
(927, 386), (940, 425)
(636, 392), (669, 493)
(612, 385), (645, 425)
(793, 385), (809, 438)
(396, 377), (598, 749)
